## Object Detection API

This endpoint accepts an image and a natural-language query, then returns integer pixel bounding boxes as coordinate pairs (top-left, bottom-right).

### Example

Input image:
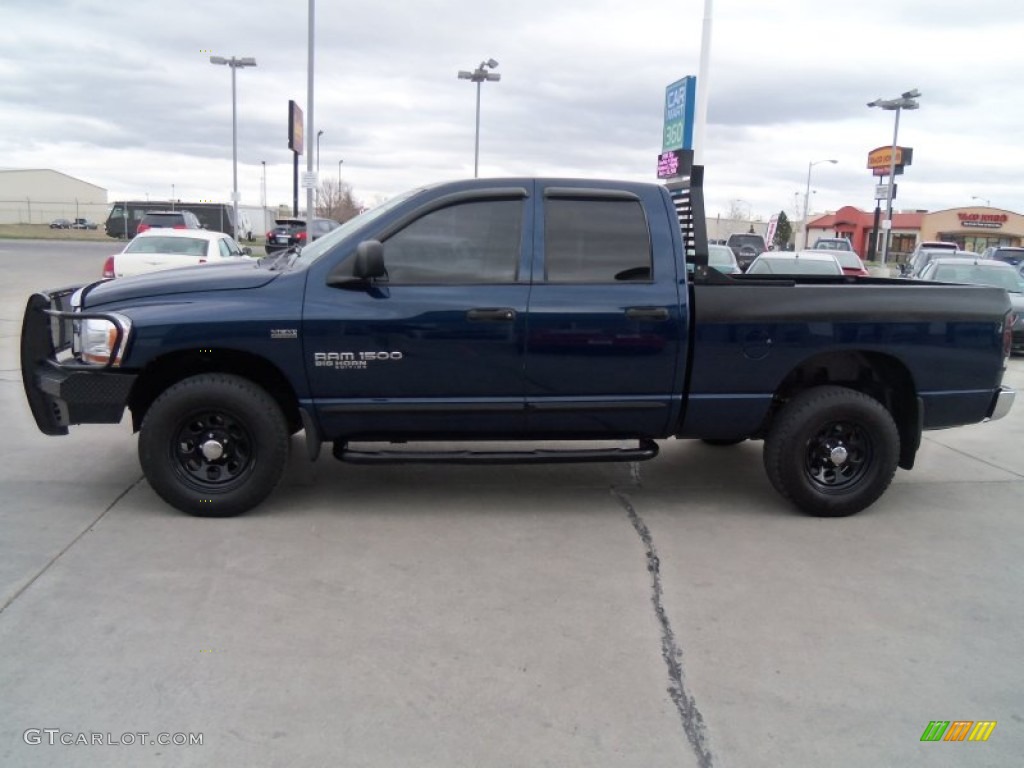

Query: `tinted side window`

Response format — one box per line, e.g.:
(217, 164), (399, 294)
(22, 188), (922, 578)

(218, 239), (232, 258)
(383, 200), (522, 284)
(544, 199), (652, 282)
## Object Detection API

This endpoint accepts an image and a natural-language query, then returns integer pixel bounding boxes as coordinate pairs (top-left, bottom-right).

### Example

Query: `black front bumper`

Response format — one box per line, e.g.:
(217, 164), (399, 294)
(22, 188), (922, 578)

(20, 290), (136, 436)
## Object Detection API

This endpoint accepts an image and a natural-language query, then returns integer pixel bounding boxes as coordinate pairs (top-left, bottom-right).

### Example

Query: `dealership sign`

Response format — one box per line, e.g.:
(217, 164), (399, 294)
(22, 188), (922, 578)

(657, 148), (693, 180)
(662, 77), (696, 153)
(867, 146), (913, 177)
(288, 100), (304, 155)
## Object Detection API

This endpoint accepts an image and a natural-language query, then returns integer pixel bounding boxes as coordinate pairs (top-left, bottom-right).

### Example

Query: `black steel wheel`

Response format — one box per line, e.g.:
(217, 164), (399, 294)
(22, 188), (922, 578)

(139, 374), (289, 517)
(171, 409), (255, 491)
(763, 386), (899, 517)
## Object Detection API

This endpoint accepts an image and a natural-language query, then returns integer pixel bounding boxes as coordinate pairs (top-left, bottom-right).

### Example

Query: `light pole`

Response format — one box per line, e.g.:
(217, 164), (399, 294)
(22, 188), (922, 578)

(316, 129), (323, 173)
(868, 89), (920, 266)
(801, 159), (837, 249)
(210, 55), (257, 240)
(457, 59), (501, 177)
(694, 0), (713, 166)
(342, 158), (350, 221)
(971, 195), (990, 207)
(260, 160), (266, 208)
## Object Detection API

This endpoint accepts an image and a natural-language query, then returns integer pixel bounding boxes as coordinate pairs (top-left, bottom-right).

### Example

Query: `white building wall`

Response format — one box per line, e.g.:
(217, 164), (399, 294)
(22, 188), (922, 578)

(0, 169), (109, 225)
(704, 215), (770, 243)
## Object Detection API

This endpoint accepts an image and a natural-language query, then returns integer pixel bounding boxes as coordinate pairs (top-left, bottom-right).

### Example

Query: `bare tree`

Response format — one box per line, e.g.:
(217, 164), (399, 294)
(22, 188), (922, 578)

(726, 201), (750, 222)
(316, 179), (362, 222)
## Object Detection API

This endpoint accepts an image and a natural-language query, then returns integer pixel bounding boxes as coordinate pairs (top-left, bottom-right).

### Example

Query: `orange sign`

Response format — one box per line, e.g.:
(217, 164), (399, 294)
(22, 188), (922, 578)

(867, 146), (904, 170)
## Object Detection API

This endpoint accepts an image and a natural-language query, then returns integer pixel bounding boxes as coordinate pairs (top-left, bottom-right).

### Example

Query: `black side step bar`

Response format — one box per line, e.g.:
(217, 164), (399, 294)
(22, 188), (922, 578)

(333, 439), (659, 465)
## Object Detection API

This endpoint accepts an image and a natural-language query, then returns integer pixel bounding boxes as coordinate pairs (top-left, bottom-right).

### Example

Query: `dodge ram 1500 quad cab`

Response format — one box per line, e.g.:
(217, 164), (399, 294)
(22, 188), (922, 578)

(21, 170), (1016, 518)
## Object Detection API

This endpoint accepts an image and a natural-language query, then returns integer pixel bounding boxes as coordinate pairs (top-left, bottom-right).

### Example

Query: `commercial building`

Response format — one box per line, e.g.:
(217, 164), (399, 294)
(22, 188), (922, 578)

(0, 169), (109, 225)
(807, 204), (1023, 261)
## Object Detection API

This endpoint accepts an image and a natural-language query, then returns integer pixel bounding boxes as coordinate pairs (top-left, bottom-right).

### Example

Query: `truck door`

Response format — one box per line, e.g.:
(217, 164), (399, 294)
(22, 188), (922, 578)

(524, 184), (685, 437)
(302, 188), (532, 438)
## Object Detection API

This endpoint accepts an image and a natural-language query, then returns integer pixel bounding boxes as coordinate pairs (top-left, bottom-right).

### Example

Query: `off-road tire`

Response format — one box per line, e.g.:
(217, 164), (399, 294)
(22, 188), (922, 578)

(763, 385), (899, 517)
(138, 374), (289, 517)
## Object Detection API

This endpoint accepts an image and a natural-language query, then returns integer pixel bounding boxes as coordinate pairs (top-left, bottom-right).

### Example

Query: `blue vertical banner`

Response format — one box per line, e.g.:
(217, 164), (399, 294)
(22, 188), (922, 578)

(663, 77), (696, 152)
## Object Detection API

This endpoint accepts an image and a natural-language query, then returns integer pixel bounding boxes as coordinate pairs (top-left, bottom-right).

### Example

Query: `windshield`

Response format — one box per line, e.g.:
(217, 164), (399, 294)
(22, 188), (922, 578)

(729, 235), (763, 248)
(708, 245), (736, 267)
(293, 187), (424, 264)
(125, 236), (208, 255)
(933, 265), (1021, 291)
(832, 252), (863, 269)
(748, 258), (840, 275)
(814, 239), (851, 251)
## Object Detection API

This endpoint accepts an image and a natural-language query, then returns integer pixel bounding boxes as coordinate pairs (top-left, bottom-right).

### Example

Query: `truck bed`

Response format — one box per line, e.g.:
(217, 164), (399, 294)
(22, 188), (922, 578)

(680, 276), (1012, 440)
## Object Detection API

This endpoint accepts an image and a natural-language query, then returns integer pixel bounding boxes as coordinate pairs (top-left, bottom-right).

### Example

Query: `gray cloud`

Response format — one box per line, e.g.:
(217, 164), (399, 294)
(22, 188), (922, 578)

(2, 0), (1022, 216)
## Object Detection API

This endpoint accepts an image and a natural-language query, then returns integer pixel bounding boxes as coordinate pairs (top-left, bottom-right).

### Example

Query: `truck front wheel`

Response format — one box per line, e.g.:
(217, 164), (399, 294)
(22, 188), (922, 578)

(763, 386), (899, 517)
(138, 374), (289, 517)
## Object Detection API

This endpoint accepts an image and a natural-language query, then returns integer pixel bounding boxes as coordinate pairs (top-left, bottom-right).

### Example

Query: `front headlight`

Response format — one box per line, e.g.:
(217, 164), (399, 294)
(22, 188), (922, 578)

(78, 313), (132, 366)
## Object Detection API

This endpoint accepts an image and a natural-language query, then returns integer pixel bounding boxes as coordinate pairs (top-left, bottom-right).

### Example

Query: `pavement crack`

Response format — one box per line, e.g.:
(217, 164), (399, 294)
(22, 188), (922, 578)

(0, 475), (145, 616)
(612, 486), (714, 768)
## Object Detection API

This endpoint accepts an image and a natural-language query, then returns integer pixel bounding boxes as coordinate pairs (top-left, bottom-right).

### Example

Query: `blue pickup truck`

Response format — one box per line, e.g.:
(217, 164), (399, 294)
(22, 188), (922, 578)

(21, 174), (1016, 518)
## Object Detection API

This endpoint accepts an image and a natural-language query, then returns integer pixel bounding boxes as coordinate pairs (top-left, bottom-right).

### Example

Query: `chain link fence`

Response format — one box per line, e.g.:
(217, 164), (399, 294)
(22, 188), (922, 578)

(0, 199), (111, 226)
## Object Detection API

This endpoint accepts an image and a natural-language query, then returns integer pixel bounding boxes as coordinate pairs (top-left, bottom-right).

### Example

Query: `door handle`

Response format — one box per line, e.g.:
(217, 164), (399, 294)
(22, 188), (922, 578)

(466, 307), (517, 322)
(625, 307), (670, 321)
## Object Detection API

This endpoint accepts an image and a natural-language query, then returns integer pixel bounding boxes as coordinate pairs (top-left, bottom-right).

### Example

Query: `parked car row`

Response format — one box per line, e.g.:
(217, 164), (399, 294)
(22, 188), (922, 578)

(48, 218), (99, 230)
(711, 247), (869, 278)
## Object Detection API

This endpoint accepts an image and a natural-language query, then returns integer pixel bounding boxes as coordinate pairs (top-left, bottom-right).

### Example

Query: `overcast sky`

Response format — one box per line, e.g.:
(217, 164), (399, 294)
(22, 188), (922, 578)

(3, 0), (1023, 221)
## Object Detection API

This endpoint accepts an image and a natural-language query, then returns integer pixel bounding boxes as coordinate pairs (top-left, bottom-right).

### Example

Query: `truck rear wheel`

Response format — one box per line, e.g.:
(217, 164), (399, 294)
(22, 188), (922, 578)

(138, 374), (289, 517)
(763, 386), (899, 517)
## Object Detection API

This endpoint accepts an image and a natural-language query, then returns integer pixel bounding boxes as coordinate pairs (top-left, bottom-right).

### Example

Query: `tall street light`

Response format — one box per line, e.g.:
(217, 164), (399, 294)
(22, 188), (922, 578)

(260, 160), (266, 208)
(971, 195), (990, 207)
(801, 159), (837, 249)
(316, 129), (324, 173)
(868, 89), (920, 266)
(457, 59), (500, 178)
(335, 159), (345, 219)
(210, 55), (257, 241)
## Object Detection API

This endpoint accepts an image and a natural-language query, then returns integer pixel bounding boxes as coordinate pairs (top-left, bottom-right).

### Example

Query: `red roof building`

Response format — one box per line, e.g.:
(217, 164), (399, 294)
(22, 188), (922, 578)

(807, 206), (924, 260)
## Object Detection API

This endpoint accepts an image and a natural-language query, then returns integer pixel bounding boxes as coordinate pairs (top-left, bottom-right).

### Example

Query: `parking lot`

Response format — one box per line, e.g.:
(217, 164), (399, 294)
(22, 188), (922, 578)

(1, 238), (1022, 767)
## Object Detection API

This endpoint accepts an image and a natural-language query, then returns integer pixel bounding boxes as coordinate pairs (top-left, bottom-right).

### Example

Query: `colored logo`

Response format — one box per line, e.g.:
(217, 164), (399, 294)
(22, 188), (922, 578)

(920, 721), (996, 742)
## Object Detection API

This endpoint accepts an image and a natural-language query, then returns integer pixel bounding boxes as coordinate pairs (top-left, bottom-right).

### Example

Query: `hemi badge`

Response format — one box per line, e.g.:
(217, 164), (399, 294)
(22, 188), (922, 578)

(270, 329), (298, 340)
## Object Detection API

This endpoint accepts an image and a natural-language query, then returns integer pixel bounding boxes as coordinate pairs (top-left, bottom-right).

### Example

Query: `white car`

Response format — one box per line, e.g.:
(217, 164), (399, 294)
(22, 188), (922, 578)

(707, 243), (741, 274)
(102, 229), (252, 278)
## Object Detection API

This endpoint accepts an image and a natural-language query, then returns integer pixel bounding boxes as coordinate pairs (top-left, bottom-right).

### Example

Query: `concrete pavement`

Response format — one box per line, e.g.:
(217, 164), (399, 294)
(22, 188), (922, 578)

(1, 240), (1021, 767)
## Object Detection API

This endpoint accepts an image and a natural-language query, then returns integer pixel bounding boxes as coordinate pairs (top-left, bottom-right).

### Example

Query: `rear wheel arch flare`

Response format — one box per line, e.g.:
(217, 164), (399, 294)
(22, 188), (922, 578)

(770, 350), (919, 467)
